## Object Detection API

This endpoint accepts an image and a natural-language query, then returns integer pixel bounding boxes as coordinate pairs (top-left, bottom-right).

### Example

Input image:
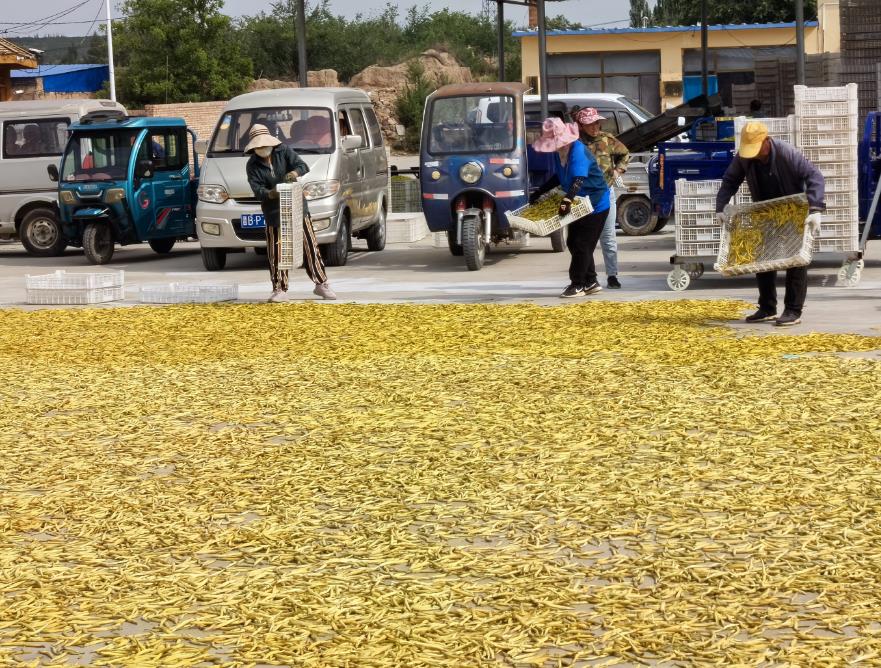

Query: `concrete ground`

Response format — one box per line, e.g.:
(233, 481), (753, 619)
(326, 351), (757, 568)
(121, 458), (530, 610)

(2, 225), (880, 336)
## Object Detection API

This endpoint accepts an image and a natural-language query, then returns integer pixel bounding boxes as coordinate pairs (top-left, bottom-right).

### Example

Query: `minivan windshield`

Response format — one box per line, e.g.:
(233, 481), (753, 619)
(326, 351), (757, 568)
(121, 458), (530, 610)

(428, 95), (515, 154)
(61, 129), (141, 182)
(209, 107), (335, 155)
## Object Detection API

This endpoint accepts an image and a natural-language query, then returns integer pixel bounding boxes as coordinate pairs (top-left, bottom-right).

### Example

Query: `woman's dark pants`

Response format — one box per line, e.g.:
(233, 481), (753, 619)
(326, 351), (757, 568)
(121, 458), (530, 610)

(565, 208), (609, 286)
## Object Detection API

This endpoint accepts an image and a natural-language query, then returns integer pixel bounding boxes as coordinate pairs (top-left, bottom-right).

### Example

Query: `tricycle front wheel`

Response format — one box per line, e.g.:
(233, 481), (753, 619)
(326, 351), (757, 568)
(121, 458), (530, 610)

(447, 230), (463, 256)
(462, 214), (485, 271)
(82, 223), (114, 264)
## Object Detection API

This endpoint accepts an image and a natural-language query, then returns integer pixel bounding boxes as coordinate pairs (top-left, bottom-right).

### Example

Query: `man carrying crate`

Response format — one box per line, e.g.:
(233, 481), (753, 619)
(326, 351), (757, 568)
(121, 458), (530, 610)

(716, 122), (825, 326)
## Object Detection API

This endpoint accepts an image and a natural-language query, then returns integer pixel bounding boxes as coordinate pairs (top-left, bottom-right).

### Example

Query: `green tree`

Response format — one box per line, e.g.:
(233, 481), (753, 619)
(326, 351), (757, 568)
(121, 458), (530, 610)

(651, 0), (817, 25)
(629, 0), (652, 27)
(544, 15), (585, 31)
(113, 0), (252, 106)
(394, 62), (435, 151)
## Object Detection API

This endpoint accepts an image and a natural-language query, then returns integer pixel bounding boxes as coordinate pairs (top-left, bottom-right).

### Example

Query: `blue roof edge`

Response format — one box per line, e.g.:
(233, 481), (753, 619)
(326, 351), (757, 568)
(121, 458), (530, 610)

(513, 21), (819, 38)
(11, 64), (108, 78)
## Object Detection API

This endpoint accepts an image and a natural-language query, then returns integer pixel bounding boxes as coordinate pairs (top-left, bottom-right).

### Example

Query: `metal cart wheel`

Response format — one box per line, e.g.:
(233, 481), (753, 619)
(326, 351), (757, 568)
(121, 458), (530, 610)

(667, 266), (691, 291)
(837, 259), (864, 287)
(684, 262), (705, 279)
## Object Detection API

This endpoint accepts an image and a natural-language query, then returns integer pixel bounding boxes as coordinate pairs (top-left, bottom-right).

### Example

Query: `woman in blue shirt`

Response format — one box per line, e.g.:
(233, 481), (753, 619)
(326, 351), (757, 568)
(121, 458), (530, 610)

(531, 117), (611, 297)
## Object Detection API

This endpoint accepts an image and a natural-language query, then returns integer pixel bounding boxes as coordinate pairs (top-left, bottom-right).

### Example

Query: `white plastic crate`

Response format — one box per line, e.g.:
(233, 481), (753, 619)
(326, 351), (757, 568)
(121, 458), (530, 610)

(675, 179), (721, 196)
(277, 183), (304, 270)
(795, 100), (859, 118)
(676, 211), (717, 227)
(675, 195), (717, 212)
(506, 189), (593, 237)
(821, 206), (859, 224)
(813, 236), (858, 253)
(26, 269), (124, 290)
(26, 285), (124, 305)
(736, 189), (753, 205)
(800, 145), (858, 164)
(138, 283), (238, 304)
(823, 175), (859, 193)
(825, 191), (859, 209)
(794, 83), (858, 103)
(796, 115), (859, 133)
(432, 231), (448, 248)
(818, 221), (858, 238)
(677, 240), (720, 257)
(387, 215), (429, 243)
(676, 226), (721, 243)
(818, 162), (857, 178)
(795, 131), (857, 148)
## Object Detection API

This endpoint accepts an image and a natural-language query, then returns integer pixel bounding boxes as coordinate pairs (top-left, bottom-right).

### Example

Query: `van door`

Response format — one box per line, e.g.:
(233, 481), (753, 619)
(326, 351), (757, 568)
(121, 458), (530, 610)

(354, 105), (387, 226)
(337, 107), (365, 227)
(145, 128), (190, 236)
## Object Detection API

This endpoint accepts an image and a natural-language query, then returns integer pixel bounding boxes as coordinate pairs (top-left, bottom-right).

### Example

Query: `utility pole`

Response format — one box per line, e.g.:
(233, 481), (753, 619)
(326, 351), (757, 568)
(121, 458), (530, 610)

(296, 0), (307, 86)
(700, 0), (708, 97)
(536, 0), (548, 120)
(496, 0), (505, 81)
(795, 0), (806, 85)
(105, 0), (116, 101)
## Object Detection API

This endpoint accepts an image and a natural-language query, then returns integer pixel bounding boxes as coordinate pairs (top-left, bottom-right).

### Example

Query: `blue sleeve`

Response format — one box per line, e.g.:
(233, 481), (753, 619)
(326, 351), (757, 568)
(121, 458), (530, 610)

(569, 141), (590, 178)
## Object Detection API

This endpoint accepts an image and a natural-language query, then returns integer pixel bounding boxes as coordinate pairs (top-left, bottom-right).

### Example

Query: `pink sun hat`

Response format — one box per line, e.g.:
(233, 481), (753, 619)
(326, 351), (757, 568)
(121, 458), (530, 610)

(532, 117), (580, 152)
(574, 107), (607, 126)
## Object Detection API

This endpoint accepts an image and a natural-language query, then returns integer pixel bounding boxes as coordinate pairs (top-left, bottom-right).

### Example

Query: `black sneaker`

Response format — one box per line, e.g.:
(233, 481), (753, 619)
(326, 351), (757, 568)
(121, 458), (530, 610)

(775, 311), (802, 327)
(607, 276), (621, 289)
(560, 283), (584, 298)
(583, 282), (603, 295)
(745, 309), (777, 323)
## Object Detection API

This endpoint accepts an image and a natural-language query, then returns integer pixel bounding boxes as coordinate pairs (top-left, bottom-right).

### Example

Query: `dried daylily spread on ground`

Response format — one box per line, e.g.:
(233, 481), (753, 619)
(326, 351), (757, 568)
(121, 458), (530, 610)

(2, 301), (881, 666)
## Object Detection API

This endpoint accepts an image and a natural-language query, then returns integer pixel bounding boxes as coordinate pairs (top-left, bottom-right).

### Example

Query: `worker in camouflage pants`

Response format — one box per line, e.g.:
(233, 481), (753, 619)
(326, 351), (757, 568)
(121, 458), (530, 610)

(573, 107), (631, 289)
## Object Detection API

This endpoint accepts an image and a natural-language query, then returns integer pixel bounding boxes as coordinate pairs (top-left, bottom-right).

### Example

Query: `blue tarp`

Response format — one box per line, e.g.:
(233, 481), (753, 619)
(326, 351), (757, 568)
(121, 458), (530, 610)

(683, 75), (719, 101)
(11, 64), (108, 93)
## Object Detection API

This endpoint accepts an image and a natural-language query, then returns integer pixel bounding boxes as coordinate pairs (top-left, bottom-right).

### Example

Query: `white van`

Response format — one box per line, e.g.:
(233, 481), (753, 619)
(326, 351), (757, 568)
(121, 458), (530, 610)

(195, 88), (388, 270)
(0, 99), (126, 255)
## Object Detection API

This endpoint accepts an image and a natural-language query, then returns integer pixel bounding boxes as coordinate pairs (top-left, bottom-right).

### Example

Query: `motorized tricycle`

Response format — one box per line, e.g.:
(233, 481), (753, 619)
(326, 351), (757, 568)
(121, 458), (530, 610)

(48, 110), (199, 264)
(419, 82), (564, 271)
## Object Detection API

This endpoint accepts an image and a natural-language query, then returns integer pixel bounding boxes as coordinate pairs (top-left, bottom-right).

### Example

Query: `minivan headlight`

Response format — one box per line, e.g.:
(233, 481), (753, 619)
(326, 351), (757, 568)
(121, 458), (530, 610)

(197, 184), (229, 204)
(459, 162), (483, 184)
(303, 180), (341, 200)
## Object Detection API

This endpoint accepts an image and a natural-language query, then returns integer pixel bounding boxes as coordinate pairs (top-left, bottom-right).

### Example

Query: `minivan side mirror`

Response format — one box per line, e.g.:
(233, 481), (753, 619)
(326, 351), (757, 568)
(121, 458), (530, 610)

(194, 139), (208, 154)
(47, 164), (59, 182)
(341, 134), (363, 151)
(135, 159), (154, 179)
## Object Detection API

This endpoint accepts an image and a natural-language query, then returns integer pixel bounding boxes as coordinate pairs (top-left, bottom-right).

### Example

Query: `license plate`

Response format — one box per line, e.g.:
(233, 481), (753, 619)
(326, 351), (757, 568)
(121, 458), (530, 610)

(240, 213), (265, 228)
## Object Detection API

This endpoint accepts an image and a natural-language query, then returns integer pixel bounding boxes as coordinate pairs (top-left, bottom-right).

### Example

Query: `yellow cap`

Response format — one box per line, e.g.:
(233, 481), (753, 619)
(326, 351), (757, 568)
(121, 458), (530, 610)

(739, 121), (769, 159)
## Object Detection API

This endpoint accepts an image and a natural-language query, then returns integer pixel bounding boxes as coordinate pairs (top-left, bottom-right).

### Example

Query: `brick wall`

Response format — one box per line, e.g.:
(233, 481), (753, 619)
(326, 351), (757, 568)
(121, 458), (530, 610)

(143, 100), (227, 144)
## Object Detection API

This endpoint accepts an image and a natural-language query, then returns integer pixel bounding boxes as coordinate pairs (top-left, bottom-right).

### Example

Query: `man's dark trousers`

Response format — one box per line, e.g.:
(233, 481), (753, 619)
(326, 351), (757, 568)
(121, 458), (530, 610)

(756, 266), (808, 315)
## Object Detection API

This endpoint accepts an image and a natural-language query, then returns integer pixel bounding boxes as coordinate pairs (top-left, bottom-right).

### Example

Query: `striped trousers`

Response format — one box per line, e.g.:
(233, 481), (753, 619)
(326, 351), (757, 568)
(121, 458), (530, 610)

(265, 214), (328, 292)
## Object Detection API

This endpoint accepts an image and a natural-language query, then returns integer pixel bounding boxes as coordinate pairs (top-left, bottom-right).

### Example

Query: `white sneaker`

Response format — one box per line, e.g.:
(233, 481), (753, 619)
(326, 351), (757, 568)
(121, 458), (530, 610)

(268, 290), (286, 303)
(313, 282), (337, 300)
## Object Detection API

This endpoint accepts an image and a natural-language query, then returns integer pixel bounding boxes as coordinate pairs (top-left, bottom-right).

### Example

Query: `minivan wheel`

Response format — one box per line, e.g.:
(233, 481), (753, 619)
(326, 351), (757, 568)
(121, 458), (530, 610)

(82, 223), (114, 265)
(148, 237), (175, 254)
(20, 207), (67, 256)
(618, 197), (656, 236)
(321, 215), (349, 267)
(201, 247), (227, 271)
(366, 207), (386, 251)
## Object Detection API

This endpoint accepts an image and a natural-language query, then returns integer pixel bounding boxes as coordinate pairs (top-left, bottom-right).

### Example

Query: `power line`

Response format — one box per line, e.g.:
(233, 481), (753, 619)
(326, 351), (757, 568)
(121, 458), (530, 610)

(0, 0), (94, 36)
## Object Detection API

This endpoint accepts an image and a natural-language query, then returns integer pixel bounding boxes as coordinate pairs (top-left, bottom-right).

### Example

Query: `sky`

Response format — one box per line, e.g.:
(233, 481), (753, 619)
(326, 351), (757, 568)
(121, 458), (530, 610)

(1, 0), (629, 39)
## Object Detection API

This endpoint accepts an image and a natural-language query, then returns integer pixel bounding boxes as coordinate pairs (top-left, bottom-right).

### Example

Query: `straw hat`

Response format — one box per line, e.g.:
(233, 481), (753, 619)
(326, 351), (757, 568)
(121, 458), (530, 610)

(532, 117), (580, 152)
(244, 124), (281, 154)
(738, 121), (769, 159)
(574, 107), (606, 126)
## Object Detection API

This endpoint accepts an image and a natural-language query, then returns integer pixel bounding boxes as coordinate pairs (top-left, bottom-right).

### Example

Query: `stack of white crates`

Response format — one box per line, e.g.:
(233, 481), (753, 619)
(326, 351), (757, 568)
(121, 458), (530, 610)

(277, 183), (305, 269)
(734, 116), (795, 152)
(794, 83), (860, 253)
(674, 180), (752, 258)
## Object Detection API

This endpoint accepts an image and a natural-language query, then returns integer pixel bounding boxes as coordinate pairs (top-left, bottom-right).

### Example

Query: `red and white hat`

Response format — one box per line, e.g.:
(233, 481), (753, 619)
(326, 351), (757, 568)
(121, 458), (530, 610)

(574, 107), (607, 126)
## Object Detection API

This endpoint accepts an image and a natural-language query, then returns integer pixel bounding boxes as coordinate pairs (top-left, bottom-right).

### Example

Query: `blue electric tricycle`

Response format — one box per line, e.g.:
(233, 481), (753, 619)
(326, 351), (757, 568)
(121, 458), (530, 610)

(48, 110), (199, 264)
(420, 82), (565, 270)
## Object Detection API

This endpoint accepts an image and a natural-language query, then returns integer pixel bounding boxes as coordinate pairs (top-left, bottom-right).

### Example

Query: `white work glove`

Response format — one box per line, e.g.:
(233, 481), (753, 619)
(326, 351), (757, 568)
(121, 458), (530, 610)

(715, 211), (728, 226)
(805, 211), (822, 236)
(613, 169), (625, 188)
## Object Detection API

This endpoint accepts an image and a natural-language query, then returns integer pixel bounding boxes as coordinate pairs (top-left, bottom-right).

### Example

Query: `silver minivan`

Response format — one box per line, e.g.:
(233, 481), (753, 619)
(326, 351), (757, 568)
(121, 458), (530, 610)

(0, 99), (126, 255)
(195, 88), (388, 270)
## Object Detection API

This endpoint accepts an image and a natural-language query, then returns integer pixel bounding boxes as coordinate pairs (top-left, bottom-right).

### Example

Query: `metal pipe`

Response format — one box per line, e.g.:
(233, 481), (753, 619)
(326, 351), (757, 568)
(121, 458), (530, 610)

(795, 0), (806, 85)
(497, 0), (505, 81)
(700, 0), (708, 97)
(296, 0), (307, 86)
(105, 0), (116, 101)
(536, 0), (548, 119)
